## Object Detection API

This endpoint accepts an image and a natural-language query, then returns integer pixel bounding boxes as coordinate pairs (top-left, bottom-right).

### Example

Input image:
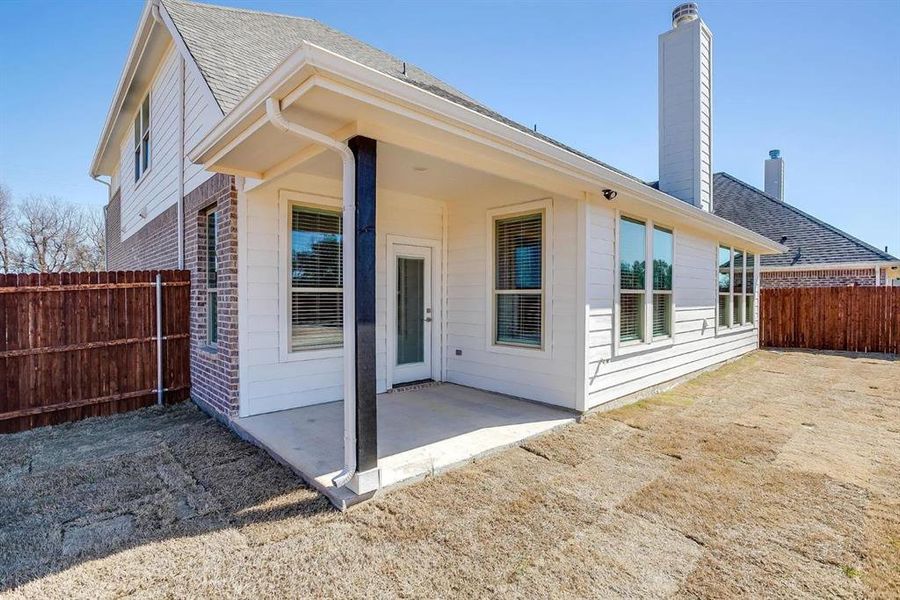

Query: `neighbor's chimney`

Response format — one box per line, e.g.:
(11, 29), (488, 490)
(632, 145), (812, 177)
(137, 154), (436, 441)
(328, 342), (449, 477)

(659, 2), (713, 212)
(764, 149), (784, 200)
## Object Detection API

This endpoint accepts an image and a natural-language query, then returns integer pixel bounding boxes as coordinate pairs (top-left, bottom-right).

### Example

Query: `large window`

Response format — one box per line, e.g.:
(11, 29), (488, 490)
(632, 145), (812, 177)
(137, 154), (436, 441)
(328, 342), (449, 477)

(718, 245), (755, 329)
(619, 217), (645, 343)
(290, 205), (343, 351)
(652, 226), (674, 338)
(494, 211), (543, 348)
(206, 208), (218, 347)
(618, 216), (674, 346)
(134, 94), (151, 182)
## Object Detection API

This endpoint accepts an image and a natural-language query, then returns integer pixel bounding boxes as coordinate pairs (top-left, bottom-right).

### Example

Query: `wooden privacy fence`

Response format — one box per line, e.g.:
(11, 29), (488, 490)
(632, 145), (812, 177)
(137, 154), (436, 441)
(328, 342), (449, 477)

(0, 270), (191, 433)
(760, 286), (900, 354)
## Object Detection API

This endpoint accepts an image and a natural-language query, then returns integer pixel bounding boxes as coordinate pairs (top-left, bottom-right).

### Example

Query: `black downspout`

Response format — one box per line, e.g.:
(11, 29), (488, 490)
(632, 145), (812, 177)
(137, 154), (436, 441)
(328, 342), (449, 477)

(349, 136), (378, 473)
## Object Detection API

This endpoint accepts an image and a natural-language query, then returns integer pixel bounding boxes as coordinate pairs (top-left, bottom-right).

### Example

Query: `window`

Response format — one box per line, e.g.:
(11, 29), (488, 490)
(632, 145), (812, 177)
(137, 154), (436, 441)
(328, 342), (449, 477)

(494, 211), (543, 348)
(290, 205), (343, 351)
(206, 208), (218, 347)
(134, 94), (151, 182)
(619, 217), (645, 343)
(618, 216), (675, 346)
(745, 252), (755, 324)
(718, 245), (731, 327)
(652, 226), (673, 338)
(717, 245), (755, 329)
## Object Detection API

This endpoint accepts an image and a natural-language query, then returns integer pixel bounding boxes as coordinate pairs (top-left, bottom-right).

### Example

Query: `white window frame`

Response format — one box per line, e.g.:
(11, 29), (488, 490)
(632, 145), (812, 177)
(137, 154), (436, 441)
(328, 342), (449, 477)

(485, 198), (553, 359)
(278, 190), (344, 363)
(613, 210), (677, 357)
(716, 244), (758, 334)
(133, 92), (151, 184)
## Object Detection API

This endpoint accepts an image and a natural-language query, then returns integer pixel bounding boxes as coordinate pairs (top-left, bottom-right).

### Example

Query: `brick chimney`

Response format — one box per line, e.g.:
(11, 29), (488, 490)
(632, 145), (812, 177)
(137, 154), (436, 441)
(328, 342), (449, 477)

(658, 2), (713, 212)
(764, 149), (784, 200)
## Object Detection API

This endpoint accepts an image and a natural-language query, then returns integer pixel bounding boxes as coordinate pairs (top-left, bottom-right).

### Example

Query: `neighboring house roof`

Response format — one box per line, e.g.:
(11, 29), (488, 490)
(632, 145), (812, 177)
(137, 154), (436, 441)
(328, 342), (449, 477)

(160, 0), (646, 186)
(711, 172), (897, 268)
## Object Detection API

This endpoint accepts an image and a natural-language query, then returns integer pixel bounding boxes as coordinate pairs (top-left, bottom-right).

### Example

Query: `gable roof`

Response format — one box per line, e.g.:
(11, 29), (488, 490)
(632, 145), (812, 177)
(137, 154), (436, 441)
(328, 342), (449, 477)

(711, 172), (896, 268)
(160, 0), (646, 186)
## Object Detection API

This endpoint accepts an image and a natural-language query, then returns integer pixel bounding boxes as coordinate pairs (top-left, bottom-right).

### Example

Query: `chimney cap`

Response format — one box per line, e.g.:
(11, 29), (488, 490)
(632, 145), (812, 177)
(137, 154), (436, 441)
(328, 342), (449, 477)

(672, 2), (699, 27)
(769, 149), (781, 160)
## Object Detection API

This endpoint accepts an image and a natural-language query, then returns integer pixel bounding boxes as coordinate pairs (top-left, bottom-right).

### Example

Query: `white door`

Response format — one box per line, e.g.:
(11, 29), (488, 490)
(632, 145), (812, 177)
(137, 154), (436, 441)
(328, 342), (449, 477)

(391, 245), (433, 384)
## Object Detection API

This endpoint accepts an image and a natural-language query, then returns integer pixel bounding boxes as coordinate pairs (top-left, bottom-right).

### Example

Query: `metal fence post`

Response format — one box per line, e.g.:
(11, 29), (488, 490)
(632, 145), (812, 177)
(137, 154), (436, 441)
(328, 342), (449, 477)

(156, 272), (164, 406)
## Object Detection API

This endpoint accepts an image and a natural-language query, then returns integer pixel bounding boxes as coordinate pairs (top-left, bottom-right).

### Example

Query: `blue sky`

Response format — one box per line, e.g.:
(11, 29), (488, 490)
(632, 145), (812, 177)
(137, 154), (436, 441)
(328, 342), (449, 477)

(1, 0), (898, 252)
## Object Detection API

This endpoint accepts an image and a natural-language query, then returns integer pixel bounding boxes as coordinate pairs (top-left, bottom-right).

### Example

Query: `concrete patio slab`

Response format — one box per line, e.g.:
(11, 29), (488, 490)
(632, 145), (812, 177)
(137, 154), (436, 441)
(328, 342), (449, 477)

(231, 383), (576, 508)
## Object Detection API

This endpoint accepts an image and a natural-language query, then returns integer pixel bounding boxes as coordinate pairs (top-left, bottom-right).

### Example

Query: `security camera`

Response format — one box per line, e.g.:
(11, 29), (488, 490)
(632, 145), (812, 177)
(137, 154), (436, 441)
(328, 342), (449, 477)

(602, 189), (617, 201)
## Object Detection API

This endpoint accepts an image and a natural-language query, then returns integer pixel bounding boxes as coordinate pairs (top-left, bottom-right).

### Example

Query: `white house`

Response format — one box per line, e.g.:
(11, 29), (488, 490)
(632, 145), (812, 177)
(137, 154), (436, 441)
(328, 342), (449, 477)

(90, 0), (784, 506)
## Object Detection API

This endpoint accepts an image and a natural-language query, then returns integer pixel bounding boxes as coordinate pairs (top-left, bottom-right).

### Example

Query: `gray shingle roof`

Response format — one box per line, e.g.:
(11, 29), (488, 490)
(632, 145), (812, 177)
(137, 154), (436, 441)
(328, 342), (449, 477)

(161, 0), (647, 186)
(711, 172), (896, 267)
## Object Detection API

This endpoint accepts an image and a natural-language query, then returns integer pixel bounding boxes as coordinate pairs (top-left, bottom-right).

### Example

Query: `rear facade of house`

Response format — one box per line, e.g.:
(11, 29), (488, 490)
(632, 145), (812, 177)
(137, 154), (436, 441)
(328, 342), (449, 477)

(94, 0), (782, 494)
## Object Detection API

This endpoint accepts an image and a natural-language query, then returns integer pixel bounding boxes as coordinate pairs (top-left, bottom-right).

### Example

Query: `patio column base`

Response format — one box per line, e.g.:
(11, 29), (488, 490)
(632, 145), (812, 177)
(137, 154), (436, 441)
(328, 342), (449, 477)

(348, 467), (381, 495)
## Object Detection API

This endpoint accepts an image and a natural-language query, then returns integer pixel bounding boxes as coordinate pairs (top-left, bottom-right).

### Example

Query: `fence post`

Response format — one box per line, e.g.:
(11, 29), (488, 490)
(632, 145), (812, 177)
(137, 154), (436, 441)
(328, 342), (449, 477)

(156, 272), (164, 406)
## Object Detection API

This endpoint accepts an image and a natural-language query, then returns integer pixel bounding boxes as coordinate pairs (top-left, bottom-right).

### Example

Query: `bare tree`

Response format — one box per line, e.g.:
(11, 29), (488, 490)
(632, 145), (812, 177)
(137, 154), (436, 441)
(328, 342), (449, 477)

(78, 207), (107, 271)
(17, 195), (87, 273)
(0, 183), (16, 273)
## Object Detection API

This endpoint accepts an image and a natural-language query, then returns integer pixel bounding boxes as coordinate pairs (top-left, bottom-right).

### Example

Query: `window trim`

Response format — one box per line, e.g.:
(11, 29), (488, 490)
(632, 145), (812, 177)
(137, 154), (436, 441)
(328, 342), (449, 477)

(715, 244), (758, 334)
(278, 190), (344, 363)
(484, 198), (553, 359)
(133, 92), (152, 185)
(613, 210), (677, 357)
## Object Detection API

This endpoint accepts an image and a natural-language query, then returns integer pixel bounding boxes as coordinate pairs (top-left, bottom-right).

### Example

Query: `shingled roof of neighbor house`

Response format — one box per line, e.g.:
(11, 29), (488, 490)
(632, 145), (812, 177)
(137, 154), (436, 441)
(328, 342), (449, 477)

(161, 0), (647, 186)
(711, 173), (897, 268)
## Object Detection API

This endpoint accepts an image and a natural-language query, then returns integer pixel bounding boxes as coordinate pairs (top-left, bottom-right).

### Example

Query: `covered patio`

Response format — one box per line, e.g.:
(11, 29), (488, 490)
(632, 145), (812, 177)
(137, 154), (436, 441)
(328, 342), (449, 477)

(232, 384), (575, 508)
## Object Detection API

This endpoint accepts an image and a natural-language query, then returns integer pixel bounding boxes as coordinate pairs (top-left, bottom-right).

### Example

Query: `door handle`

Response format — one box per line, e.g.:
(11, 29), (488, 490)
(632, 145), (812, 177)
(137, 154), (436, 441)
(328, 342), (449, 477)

(424, 317), (432, 322)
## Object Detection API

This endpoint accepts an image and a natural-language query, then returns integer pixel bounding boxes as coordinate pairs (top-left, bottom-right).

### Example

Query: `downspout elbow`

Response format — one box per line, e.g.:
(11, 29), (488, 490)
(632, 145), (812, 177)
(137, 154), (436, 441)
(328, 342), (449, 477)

(264, 96), (358, 490)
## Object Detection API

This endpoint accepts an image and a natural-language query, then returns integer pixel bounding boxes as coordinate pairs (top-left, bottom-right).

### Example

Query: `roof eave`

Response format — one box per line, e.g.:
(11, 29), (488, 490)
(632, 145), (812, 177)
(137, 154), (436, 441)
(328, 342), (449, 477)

(190, 43), (786, 254)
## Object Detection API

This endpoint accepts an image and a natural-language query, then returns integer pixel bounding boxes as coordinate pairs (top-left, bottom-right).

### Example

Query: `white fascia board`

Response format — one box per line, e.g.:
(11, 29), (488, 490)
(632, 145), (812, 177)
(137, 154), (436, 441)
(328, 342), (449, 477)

(190, 43), (786, 255)
(761, 260), (900, 272)
(89, 0), (156, 178)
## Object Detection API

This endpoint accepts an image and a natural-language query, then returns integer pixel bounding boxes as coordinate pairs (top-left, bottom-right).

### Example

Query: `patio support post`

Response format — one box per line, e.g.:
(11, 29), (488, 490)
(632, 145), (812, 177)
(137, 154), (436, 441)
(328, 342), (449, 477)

(349, 136), (380, 489)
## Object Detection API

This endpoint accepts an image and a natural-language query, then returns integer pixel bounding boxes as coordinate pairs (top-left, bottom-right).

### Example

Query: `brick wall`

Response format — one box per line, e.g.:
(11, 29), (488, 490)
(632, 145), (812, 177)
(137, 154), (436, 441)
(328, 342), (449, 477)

(104, 174), (239, 419)
(184, 173), (240, 417)
(105, 189), (179, 270)
(761, 268), (876, 289)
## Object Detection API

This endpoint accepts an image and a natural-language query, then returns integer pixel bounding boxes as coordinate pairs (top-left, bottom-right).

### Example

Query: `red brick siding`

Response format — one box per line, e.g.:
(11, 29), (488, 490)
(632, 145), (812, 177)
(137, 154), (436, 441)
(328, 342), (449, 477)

(104, 174), (240, 419)
(105, 189), (179, 270)
(761, 268), (877, 289)
(184, 173), (240, 417)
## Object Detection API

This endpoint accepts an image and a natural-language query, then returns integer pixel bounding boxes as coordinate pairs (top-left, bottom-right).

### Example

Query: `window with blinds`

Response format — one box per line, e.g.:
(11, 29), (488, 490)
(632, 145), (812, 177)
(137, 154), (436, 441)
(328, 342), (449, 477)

(134, 94), (150, 182)
(745, 252), (755, 324)
(717, 245), (755, 329)
(291, 206), (343, 351)
(494, 212), (543, 347)
(205, 208), (218, 347)
(718, 245), (731, 327)
(619, 217), (646, 343)
(652, 226), (673, 338)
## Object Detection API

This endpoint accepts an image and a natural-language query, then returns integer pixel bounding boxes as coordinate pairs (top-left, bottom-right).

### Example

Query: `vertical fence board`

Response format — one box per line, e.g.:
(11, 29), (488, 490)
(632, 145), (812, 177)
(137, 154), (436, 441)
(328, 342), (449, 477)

(761, 286), (899, 354)
(0, 270), (192, 433)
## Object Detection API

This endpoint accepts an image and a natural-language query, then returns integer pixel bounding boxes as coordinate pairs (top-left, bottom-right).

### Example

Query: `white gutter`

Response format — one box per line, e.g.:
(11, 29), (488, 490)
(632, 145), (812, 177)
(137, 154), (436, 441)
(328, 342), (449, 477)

(264, 97), (358, 489)
(760, 260), (900, 272)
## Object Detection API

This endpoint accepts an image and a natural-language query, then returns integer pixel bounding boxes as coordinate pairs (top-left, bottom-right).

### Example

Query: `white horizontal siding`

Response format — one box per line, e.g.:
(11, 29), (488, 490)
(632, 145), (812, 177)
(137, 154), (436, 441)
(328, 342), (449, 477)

(119, 45), (180, 239)
(183, 61), (220, 195)
(115, 43), (220, 239)
(585, 202), (758, 409)
(445, 191), (579, 409)
(239, 172), (444, 416)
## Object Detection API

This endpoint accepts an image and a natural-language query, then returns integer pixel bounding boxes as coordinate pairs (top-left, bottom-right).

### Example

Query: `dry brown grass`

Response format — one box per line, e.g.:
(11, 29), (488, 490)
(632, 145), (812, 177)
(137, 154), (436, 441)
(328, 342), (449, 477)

(1, 350), (898, 599)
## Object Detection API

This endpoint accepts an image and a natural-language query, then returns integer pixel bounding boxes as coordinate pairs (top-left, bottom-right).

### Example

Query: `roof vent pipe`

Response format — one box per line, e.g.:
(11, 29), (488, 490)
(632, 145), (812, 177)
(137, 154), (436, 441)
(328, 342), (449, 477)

(672, 2), (699, 27)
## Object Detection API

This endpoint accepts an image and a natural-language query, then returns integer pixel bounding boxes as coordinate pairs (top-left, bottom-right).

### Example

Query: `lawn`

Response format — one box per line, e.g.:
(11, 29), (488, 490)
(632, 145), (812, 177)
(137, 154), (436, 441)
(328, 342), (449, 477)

(1, 350), (898, 598)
